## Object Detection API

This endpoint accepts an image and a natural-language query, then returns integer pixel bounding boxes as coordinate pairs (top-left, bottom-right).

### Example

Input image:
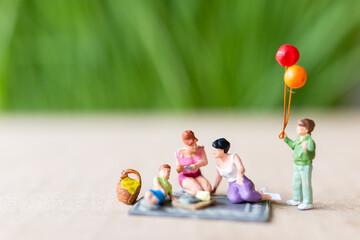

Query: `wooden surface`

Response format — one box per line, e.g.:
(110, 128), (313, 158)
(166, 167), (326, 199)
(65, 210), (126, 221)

(0, 111), (359, 240)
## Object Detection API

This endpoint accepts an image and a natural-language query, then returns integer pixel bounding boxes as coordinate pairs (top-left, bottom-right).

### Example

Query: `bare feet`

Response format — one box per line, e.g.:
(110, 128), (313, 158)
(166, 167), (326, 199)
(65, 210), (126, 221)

(260, 193), (273, 200)
(259, 187), (282, 201)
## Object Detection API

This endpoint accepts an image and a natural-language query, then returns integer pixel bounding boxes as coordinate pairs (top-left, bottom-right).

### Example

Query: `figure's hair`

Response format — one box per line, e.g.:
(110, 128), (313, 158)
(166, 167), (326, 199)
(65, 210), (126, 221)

(298, 118), (315, 134)
(182, 130), (198, 146)
(159, 164), (171, 171)
(212, 138), (230, 153)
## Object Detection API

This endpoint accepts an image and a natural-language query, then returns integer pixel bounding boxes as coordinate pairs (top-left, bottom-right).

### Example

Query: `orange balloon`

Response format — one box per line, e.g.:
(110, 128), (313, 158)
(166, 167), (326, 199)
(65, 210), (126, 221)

(284, 65), (307, 89)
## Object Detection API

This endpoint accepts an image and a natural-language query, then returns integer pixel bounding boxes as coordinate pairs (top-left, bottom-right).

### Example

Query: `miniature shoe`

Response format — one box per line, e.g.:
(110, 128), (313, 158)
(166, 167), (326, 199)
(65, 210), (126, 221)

(298, 203), (313, 210)
(286, 200), (301, 206)
(268, 193), (282, 200)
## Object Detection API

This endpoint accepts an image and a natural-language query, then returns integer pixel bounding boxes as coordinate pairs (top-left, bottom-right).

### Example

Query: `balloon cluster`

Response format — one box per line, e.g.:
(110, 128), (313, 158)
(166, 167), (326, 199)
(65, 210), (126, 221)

(276, 44), (307, 88)
(276, 44), (307, 139)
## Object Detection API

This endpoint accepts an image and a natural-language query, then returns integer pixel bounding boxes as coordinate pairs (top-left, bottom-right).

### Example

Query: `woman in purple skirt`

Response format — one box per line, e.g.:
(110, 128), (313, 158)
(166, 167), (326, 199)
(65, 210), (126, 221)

(211, 138), (280, 203)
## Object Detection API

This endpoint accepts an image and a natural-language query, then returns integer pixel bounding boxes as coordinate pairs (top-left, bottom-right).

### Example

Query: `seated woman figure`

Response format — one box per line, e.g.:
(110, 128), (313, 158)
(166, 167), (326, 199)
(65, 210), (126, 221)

(175, 130), (212, 195)
(211, 138), (281, 203)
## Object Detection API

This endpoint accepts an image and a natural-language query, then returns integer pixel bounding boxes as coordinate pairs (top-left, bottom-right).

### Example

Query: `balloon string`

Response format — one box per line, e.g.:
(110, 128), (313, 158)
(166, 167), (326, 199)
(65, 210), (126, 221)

(279, 67), (293, 139)
(280, 80), (287, 138)
(285, 88), (293, 129)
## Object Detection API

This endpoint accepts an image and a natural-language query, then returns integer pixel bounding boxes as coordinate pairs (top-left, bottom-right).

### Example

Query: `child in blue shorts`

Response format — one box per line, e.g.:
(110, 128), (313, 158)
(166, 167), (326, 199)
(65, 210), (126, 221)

(142, 164), (174, 208)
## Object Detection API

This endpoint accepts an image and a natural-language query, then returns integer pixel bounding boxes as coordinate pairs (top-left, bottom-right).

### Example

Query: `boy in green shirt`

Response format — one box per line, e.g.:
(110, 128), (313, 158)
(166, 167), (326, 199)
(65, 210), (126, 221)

(284, 118), (316, 210)
(142, 164), (174, 208)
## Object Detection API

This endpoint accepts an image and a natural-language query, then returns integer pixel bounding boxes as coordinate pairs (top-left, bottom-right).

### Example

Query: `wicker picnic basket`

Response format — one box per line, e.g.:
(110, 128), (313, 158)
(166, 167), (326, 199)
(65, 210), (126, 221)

(116, 169), (142, 205)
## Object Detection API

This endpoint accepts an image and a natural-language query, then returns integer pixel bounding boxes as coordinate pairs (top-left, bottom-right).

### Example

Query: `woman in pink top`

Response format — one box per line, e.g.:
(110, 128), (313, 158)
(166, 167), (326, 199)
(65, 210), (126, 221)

(175, 130), (212, 195)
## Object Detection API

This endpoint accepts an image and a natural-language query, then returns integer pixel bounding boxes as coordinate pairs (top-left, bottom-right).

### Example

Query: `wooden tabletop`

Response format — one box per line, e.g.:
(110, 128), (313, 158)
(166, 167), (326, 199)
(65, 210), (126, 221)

(0, 111), (359, 240)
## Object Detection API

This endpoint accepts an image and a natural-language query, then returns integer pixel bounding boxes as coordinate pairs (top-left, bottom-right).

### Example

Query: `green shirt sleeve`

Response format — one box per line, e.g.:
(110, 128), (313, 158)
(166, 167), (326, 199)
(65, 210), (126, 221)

(306, 138), (315, 152)
(284, 136), (296, 150)
(302, 137), (315, 160)
(153, 177), (160, 186)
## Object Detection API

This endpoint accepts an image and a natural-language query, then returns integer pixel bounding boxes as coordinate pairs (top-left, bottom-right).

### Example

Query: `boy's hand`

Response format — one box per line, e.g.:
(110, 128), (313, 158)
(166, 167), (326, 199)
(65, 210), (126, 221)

(302, 141), (308, 150)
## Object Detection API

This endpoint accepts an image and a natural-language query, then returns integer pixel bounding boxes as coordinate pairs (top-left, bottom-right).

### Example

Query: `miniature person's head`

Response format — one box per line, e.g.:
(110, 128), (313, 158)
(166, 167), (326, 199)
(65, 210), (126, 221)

(212, 138), (230, 158)
(159, 164), (171, 179)
(182, 130), (198, 147)
(296, 118), (315, 136)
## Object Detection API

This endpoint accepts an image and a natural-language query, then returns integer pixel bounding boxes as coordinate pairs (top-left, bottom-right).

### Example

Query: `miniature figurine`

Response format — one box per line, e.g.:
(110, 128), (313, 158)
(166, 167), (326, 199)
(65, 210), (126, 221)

(211, 138), (281, 203)
(284, 118), (315, 210)
(175, 130), (212, 195)
(141, 164), (174, 208)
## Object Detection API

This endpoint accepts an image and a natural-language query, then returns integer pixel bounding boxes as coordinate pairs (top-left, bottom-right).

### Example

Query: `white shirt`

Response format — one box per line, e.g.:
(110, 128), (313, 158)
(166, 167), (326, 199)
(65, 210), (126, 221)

(216, 154), (238, 182)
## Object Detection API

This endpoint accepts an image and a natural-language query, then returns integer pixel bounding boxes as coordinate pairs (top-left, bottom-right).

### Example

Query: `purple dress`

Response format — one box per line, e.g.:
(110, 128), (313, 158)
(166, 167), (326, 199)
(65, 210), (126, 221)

(217, 154), (262, 203)
(227, 176), (262, 203)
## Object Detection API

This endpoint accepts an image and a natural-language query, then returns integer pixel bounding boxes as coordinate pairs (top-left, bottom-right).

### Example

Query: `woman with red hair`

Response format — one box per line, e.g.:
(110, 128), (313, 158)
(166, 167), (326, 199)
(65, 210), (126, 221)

(175, 130), (212, 195)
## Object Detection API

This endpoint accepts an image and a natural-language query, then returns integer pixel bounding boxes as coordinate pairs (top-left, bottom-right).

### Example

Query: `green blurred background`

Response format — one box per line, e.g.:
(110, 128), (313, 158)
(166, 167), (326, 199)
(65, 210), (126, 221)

(0, 0), (359, 111)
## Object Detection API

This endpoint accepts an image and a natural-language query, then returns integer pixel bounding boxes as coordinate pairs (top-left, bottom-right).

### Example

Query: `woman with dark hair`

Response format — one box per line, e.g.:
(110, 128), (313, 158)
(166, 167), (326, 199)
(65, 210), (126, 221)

(211, 138), (280, 203)
(175, 130), (212, 195)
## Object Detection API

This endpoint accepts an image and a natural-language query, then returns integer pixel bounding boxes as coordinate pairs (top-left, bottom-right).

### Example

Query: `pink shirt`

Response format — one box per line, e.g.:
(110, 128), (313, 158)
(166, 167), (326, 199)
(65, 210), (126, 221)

(175, 146), (204, 186)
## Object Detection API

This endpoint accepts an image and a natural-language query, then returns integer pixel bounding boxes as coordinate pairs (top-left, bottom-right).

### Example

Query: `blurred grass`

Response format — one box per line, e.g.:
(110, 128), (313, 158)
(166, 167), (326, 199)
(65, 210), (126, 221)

(0, 0), (359, 111)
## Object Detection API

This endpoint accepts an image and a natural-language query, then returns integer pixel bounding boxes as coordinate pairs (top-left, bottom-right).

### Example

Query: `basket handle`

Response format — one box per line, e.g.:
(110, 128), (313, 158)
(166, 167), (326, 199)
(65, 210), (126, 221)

(120, 169), (142, 184)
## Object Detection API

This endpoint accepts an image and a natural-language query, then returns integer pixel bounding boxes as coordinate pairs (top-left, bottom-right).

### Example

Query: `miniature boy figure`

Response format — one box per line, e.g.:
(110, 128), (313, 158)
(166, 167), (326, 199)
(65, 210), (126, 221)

(141, 164), (174, 208)
(284, 118), (316, 210)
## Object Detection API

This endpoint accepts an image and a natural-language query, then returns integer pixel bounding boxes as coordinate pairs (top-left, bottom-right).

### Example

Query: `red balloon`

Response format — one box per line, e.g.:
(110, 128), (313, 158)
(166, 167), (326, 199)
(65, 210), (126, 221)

(276, 44), (300, 67)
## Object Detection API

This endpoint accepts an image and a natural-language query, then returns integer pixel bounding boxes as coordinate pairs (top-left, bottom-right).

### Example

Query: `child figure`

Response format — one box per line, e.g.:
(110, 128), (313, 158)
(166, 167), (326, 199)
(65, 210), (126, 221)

(284, 118), (316, 210)
(211, 138), (281, 203)
(141, 164), (174, 208)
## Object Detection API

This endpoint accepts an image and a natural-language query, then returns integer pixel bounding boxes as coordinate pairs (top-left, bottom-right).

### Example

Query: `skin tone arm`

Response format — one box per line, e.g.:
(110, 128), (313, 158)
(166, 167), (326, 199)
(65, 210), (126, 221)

(190, 148), (208, 171)
(154, 179), (177, 201)
(154, 180), (166, 193)
(175, 157), (184, 173)
(211, 169), (222, 194)
(233, 154), (245, 185)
